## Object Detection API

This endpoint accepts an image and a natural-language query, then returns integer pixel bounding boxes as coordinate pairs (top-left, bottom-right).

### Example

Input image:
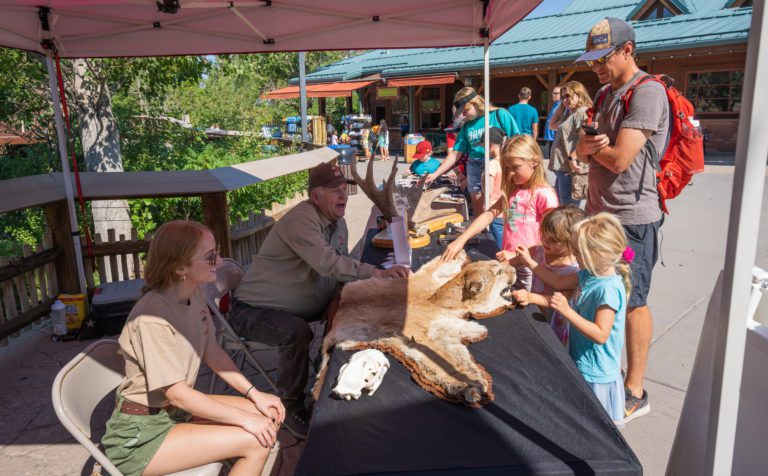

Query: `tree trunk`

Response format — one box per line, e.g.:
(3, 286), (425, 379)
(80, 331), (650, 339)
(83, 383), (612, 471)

(73, 59), (135, 280)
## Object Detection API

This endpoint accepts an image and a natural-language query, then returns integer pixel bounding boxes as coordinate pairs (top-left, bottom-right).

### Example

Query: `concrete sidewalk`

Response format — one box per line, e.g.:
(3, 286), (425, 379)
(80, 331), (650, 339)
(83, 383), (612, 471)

(0, 157), (766, 476)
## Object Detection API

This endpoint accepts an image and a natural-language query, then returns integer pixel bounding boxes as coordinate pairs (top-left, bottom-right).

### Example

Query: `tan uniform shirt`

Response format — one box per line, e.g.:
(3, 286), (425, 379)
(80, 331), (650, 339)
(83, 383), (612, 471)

(235, 200), (376, 319)
(117, 287), (215, 407)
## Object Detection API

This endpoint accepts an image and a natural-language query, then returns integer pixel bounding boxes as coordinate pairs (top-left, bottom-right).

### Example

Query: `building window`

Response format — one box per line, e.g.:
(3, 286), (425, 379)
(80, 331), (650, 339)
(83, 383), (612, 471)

(686, 71), (744, 113)
(633, 0), (683, 21)
(420, 87), (442, 129)
(392, 89), (410, 128)
(728, 0), (752, 7)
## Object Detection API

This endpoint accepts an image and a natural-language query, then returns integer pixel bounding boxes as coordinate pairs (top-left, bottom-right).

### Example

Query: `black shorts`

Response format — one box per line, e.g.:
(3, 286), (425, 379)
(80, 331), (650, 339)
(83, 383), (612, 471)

(623, 219), (662, 308)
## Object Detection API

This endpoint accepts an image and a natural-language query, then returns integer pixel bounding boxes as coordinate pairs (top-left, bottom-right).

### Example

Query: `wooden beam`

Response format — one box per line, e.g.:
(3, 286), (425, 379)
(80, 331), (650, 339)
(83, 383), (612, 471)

(415, 85), (424, 97)
(548, 70), (557, 91)
(319, 97), (327, 117)
(534, 74), (549, 90)
(557, 71), (576, 87)
(201, 192), (232, 258)
(81, 240), (151, 258)
(0, 248), (60, 283)
(44, 200), (80, 294)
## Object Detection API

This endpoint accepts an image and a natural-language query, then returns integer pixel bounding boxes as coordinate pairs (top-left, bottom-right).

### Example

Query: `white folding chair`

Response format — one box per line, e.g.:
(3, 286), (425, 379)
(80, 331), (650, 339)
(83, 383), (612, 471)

(51, 339), (222, 476)
(205, 258), (306, 440)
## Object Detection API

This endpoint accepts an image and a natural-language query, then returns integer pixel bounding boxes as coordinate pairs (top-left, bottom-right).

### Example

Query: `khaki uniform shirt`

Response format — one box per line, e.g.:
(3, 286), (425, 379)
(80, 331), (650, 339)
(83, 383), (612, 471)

(118, 287), (215, 407)
(235, 200), (376, 319)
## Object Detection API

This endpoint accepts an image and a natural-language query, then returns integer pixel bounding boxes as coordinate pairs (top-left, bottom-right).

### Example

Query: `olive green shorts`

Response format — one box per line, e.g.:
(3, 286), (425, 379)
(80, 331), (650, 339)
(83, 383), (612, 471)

(101, 394), (191, 476)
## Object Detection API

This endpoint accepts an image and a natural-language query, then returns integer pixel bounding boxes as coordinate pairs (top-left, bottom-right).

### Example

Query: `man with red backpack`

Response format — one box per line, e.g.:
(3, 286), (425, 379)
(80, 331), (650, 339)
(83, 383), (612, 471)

(575, 17), (670, 425)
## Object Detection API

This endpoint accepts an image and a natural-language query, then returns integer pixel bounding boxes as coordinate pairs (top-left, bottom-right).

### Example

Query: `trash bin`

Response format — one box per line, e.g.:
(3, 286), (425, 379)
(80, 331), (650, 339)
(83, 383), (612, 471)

(336, 145), (358, 195)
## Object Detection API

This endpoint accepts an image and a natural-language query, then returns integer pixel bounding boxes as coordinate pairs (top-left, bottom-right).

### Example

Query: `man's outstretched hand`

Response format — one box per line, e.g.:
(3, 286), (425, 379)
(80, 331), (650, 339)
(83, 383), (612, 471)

(373, 265), (412, 279)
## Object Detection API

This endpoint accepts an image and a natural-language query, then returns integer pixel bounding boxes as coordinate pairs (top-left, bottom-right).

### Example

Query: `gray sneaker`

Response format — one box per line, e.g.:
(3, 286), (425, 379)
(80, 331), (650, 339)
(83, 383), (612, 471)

(624, 388), (651, 424)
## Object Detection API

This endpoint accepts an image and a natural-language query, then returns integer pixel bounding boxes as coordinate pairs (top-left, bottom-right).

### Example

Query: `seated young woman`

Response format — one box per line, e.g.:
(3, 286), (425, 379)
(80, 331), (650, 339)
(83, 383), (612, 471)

(101, 220), (283, 476)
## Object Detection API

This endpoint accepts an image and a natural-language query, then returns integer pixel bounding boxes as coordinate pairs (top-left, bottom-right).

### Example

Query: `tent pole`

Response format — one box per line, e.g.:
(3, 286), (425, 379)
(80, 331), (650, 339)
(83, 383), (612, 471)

(408, 86), (415, 135)
(706, 0), (768, 473)
(483, 37), (490, 211)
(44, 53), (87, 294)
(298, 51), (308, 142)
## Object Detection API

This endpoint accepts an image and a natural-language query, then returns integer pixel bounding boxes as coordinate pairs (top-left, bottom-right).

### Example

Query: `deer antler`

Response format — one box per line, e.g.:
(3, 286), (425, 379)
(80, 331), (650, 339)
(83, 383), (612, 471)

(350, 158), (400, 220)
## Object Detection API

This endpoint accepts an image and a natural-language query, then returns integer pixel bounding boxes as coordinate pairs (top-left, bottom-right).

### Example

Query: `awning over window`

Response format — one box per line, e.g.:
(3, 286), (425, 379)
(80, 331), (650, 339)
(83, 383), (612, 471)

(387, 74), (456, 87)
(261, 80), (377, 99)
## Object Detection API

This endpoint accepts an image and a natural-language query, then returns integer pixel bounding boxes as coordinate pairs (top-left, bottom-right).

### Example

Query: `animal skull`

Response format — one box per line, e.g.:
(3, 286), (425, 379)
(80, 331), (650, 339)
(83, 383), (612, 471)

(332, 349), (390, 400)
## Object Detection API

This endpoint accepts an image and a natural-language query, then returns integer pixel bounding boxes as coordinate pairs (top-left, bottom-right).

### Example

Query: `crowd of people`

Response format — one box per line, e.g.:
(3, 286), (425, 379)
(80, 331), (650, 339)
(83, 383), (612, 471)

(102, 17), (664, 475)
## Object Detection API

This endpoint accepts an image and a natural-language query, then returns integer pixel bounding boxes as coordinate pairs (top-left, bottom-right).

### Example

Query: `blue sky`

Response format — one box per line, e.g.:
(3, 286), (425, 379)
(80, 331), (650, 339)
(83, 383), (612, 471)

(527, 0), (572, 18)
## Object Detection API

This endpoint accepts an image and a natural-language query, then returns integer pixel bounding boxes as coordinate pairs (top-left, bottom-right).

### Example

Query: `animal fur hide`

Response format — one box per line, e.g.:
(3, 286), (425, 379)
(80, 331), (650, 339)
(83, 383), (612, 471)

(318, 251), (516, 407)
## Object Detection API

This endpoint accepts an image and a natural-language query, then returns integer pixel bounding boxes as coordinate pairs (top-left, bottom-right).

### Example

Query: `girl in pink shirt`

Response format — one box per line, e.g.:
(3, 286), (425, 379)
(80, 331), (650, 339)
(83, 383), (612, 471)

(441, 135), (558, 289)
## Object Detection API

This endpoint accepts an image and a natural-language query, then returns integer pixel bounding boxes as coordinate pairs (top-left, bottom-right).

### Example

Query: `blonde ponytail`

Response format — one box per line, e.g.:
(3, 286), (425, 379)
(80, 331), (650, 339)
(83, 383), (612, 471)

(616, 262), (632, 298)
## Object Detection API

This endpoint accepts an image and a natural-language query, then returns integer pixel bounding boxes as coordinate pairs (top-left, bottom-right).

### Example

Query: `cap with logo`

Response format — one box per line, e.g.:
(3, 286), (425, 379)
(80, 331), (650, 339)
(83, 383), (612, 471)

(309, 162), (356, 189)
(575, 17), (636, 63)
(412, 140), (433, 160)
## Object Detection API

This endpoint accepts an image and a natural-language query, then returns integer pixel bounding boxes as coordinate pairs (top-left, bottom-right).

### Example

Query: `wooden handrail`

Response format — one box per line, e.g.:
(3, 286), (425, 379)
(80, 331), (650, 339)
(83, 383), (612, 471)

(0, 248), (61, 283)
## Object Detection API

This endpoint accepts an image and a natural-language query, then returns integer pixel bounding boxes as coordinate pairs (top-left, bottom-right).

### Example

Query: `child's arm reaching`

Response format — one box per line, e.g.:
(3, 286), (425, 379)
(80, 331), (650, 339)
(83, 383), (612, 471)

(515, 245), (579, 290)
(550, 293), (615, 344)
(496, 245), (538, 268)
(440, 200), (502, 262)
(510, 289), (551, 308)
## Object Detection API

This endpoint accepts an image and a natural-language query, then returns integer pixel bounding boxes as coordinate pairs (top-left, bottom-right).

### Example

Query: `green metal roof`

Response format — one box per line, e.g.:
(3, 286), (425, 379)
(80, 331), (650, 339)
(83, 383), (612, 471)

(299, 0), (750, 83)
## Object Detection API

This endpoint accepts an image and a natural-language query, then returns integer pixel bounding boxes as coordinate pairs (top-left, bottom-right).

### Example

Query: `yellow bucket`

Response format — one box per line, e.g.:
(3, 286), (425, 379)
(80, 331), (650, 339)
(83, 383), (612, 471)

(58, 294), (87, 332)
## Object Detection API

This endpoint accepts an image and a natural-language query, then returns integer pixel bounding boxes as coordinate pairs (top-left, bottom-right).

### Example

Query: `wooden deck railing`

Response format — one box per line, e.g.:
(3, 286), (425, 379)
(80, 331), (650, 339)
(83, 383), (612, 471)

(0, 233), (59, 343)
(0, 144), (335, 341)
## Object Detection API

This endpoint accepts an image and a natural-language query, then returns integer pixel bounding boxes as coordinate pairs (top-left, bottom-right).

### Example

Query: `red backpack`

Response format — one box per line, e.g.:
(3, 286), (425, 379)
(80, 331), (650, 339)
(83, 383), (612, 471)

(592, 74), (705, 214)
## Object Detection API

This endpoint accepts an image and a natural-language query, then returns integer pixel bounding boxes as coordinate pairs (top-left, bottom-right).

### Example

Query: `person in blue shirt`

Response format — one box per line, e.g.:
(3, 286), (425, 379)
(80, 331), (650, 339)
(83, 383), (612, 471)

(513, 212), (631, 428)
(543, 87), (561, 159)
(507, 87), (539, 138)
(409, 140), (441, 175)
(424, 87), (519, 217)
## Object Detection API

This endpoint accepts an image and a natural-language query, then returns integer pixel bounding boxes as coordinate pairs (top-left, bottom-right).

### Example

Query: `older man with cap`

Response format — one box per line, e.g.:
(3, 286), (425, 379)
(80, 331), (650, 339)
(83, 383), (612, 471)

(228, 162), (410, 436)
(575, 17), (668, 425)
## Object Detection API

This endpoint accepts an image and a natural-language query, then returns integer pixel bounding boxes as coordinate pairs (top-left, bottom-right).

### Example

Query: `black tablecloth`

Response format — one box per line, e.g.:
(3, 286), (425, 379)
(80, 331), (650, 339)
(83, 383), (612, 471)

(296, 231), (641, 476)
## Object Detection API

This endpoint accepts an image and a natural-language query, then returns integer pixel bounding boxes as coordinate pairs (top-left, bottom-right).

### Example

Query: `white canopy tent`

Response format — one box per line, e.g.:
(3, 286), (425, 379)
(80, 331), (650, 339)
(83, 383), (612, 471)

(1, 1), (765, 473)
(0, 0), (540, 293)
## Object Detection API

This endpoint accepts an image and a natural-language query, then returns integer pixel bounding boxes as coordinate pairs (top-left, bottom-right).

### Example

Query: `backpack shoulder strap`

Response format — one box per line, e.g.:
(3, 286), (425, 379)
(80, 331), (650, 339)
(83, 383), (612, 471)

(621, 73), (665, 114)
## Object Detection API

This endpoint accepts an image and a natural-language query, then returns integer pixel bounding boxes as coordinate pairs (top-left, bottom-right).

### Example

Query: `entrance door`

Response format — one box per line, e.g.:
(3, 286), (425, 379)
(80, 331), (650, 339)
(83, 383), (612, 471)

(375, 106), (387, 125)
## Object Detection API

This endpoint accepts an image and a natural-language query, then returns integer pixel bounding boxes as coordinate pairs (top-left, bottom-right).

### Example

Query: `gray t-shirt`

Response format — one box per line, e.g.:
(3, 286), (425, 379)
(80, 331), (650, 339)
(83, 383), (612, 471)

(550, 106), (589, 173)
(587, 71), (668, 225)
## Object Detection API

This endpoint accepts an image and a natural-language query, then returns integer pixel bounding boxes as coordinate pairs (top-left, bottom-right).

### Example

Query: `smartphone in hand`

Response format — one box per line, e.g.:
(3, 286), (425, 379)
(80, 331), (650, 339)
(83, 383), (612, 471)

(581, 123), (599, 135)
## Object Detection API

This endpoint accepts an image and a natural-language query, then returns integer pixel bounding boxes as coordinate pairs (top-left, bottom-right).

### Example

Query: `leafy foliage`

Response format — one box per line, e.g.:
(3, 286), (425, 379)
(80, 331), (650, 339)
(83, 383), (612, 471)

(1, 49), (352, 252)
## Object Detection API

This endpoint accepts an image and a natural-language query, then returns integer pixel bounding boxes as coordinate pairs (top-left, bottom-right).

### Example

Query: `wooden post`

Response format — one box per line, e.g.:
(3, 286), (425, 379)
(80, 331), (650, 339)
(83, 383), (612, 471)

(319, 97), (327, 117)
(44, 199), (80, 294)
(201, 192), (232, 258)
(345, 96), (353, 114)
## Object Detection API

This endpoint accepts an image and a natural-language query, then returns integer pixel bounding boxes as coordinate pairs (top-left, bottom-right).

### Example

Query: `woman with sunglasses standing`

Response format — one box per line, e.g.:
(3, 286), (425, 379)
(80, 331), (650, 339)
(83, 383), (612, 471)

(102, 220), (283, 476)
(548, 81), (594, 208)
(425, 87), (520, 218)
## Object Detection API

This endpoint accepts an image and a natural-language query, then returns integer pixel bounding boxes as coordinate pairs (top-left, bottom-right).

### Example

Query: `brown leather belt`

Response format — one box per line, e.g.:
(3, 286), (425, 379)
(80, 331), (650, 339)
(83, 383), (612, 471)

(118, 400), (173, 416)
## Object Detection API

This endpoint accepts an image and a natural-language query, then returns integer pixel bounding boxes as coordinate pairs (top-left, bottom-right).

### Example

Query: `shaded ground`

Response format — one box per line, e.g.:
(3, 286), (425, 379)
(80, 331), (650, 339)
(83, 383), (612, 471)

(1, 155), (767, 476)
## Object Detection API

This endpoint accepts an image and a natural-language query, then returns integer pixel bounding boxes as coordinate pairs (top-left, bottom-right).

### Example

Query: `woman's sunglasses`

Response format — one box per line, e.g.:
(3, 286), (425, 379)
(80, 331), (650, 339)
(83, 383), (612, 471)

(192, 245), (220, 267)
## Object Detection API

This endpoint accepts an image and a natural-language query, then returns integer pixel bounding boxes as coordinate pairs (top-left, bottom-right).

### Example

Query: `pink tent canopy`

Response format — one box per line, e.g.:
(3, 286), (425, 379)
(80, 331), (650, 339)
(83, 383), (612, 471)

(0, 0), (539, 57)
(0, 0), (543, 293)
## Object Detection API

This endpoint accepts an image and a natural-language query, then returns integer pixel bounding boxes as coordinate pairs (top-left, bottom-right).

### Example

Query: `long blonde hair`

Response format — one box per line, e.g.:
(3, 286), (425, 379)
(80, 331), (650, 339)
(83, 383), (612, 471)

(572, 213), (632, 296)
(561, 81), (593, 109)
(540, 206), (586, 255)
(142, 220), (211, 293)
(498, 134), (551, 219)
